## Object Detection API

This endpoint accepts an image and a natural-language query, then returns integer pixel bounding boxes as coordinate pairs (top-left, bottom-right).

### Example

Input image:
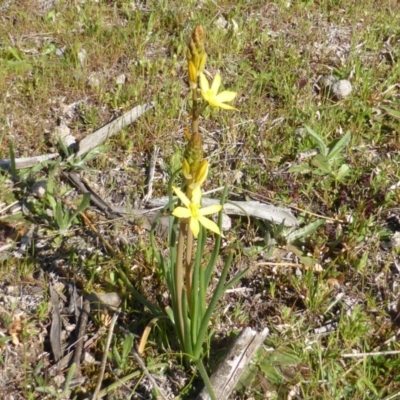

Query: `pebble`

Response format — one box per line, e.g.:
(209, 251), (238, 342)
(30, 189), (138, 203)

(331, 79), (352, 100)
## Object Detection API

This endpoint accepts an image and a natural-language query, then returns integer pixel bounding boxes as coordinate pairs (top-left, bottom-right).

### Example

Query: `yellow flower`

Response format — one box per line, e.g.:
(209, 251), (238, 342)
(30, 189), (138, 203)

(172, 186), (222, 238)
(188, 60), (198, 89)
(183, 159), (209, 190)
(199, 72), (238, 111)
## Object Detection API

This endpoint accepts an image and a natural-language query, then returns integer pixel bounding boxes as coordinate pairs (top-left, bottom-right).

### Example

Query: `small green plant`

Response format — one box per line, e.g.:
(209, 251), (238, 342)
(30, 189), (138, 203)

(111, 333), (135, 376)
(290, 126), (351, 181)
(35, 362), (78, 400)
(46, 192), (90, 235)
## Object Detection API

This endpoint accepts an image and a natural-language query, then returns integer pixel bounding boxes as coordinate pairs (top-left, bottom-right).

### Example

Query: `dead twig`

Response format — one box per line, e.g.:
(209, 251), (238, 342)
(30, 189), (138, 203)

(143, 146), (159, 203)
(92, 309), (121, 400)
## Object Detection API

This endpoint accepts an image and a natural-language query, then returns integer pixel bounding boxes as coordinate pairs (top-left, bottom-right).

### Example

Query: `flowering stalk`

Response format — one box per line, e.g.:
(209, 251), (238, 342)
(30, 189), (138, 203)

(150, 24), (241, 398)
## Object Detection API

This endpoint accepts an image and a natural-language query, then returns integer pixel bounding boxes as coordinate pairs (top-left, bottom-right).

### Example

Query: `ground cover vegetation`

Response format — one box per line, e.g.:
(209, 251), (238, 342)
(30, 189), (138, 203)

(1, 0), (400, 399)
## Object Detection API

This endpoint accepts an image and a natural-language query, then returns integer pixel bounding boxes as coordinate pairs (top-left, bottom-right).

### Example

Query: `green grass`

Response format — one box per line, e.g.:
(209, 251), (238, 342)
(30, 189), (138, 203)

(1, 0), (400, 398)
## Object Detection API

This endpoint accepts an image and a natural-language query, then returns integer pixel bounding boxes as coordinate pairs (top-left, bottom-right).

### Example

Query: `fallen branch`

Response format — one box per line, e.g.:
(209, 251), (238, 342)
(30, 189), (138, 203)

(196, 327), (269, 400)
(73, 102), (155, 158)
(0, 153), (59, 170)
(146, 196), (298, 228)
(0, 102), (155, 170)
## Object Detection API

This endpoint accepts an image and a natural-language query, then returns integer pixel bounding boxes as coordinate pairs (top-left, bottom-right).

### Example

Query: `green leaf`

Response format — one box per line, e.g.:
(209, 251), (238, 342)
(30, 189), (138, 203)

(327, 131), (351, 161)
(311, 154), (331, 174)
(47, 193), (57, 210)
(236, 362), (259, 390)
(334, 163), (351, 181)
(112, 343), (122, 365)
(69, 193), (91, 223)
(288, 163), (312, 174)
(6, 46), (23, 61)
(285, 219), (325, 242)
(122, 334), (134, 360)
(55, 200), (67, 230)
(0, 336), (11, 344)
(381, 106), (400, 121)
(258, 360), (283, 384)
(63, 363), (76, 395)
(305, 126), (328, 156)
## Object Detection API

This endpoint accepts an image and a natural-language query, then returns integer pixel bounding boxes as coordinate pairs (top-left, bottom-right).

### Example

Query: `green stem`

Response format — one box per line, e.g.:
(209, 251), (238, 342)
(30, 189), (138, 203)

(175, 221), (186, 347)
(196, 359), (217, 400)
(185, 229), (194, 310)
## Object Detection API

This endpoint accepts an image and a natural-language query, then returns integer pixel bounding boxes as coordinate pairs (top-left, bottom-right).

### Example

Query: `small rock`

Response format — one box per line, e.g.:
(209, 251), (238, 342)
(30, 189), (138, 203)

(88, 72), (101, 89)
(319, 75), (337, 90)
(85, 292), (123, 311)
(116, 74), (126, 85)
(53, 120), (76, 148)
(331, 79), (352, 100)
(391, 231), (400, 250)
(31, 180), (47, 198)
(83, 351), (96, 365)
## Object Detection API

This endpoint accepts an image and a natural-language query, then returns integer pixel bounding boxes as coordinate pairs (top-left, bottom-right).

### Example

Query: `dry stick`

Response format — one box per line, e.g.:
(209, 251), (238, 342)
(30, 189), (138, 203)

(72, 299), (91, 378)
(78, 210), (116, 256)
(0, 153), (59, 170)
(342, 335), (398, 378)
(92, 309), (121, 400)
(73, 103), (155, 158)
(342, 350), (400, 358)
(0, 200), (20, 214)
(256, 262), (306, 268)
(132, 348), (170, 400)
(238, 187), (343, 224)
(143, 146), (159, 203)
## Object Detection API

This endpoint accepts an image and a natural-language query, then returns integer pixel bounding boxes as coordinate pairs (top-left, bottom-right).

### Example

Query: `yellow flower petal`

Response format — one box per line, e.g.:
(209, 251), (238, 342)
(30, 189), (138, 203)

(216, 91), (237, 103)
(198, 215), (222, 236)
(183, 159), (192, 180)
(212, 102), (238, 111)
(199, 72), (238, 111)
(188, 60), (197, 85)
(199, 72), (210, 92)
(190, 217), (200, 237)
(199, 53), (207, 72)
(190, 160), (209, 190)
(191, 186), (202, 204)
(172, 186), (191, 208)
(210, 72), (221, 93)
(171, 184), (222, 237)
(199, 204), (222, 216)
(172, 207), (191, 219)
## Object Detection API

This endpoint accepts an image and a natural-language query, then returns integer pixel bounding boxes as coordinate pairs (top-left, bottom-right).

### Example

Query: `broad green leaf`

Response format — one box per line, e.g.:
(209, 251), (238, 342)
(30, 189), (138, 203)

(285, 219), (325, 242)
(334, 163), (351, 181)
(6, 46), (23, 61)
(381, 106), (400, 121)
(299, 255), (319, 269)
(259, 359), (283, 384)
(311, 154), (331, 174)
(63, 363), (76, 393)
(288, 163), (312, 174)
(122, 334), (134, 360)
(71, 193), (91, 217)
(236, 363), (259, 390)
(327, 131), (351, 161)
(305, 126), (328, 156)
(55, 200), (66, 230)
